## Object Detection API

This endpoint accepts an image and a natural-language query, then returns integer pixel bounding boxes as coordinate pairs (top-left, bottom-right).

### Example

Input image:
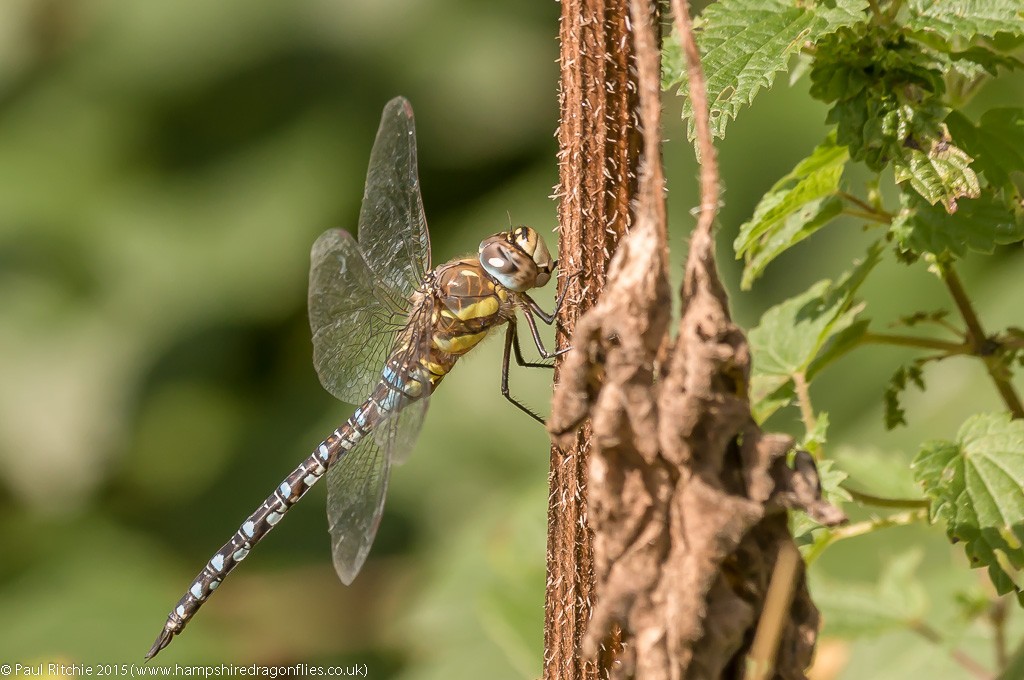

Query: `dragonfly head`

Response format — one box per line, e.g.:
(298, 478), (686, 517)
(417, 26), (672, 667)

(479, 226), (554, 292)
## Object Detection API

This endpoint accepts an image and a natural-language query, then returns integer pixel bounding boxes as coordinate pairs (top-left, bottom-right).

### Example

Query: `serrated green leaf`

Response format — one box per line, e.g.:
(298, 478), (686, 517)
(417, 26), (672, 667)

(735, 134), (849, 288)
(750, 242), (881, 378)
(806, 317), (870, 381)
(912, 413), (1024, 605)
(750, 372), (796, 423)
(946, 108), (1024, 187)
(884, 363), (926, 429)
(948, 46), (1024, 79)
(891, 189), (1024, 257)
(818, 457), (853, 506)
(792, 458), (849, 541)
(813, 549), (929, 638)
(906, 0), (1024, 43)
(665, 0), (868, 142)
(802, 409), (830, 454)
(892, 128), (980, 212)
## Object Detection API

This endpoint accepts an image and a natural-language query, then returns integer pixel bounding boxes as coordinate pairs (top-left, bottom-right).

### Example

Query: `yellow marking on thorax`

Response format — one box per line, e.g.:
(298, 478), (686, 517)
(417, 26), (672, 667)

(440, 296), (500, 322)
(432, 329), (489, 354)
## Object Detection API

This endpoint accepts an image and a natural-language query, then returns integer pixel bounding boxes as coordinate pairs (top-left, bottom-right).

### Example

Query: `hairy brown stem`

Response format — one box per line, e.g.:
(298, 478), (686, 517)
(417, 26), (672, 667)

(546, 0), (638, 678)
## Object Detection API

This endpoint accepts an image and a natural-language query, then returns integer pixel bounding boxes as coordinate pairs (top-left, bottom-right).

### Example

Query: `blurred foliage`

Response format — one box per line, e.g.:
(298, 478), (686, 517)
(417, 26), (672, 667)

(1, 1), (1022, 679)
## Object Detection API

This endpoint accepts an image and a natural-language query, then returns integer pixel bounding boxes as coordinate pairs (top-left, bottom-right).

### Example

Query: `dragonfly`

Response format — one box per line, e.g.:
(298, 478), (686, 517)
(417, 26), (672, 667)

(146, 97), (564, 659)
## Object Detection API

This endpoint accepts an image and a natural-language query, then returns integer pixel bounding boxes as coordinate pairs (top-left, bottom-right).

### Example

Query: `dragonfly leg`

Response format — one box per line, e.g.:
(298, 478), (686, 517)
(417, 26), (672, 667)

(519, 304), (571, 360)
(502, 319), (545, 425)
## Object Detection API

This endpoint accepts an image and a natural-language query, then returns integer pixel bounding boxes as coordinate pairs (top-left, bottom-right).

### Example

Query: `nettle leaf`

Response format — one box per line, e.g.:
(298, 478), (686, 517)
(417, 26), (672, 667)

(792, 458), (850, 542)
(912, 413), (1024, 604)
(905, 0), (1024, 43)
(750, 242), (881, 392)
(735, 134), (849, 289)
(750, 373), (796, 424)
(891, 190), (1024, 257)
(883, 363), (926, 430)
(812, 26), (949, 171)
(664, 0), (868, 142)
(946, 108), (1024, 187)
(892, 127), (980, 212)
(948, 46), (1024, 79)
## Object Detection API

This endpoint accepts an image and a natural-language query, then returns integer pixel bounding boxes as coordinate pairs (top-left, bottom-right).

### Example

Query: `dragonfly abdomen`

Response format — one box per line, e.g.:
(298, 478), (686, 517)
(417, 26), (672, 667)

(146, 423), (365, 659)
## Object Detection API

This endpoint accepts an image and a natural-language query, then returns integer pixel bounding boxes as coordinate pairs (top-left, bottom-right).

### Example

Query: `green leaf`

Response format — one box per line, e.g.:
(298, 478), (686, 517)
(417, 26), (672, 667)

(735, 133), (850, 288)
(806, 317), (870, 382)
(946, 108), (1024, 187)
(906, 0), (1024, 43)
(891, 127), (980, 212)
(791, 458), (850, 542)
(665, 0), (868, 142)
(883, 363), (926, 429)
(814, 549), (929, 638)
(750, 372), (796, 424)
(947, 46), (1024, 79)
(891, 189), (1024, 257)
(912, 413), (1024, 605)
(750, 242), (881, 379)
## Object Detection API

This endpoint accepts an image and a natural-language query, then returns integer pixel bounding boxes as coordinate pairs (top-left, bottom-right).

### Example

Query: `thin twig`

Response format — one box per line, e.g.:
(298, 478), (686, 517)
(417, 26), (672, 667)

(841, 208), (893, 224)
(908, 620), (995, 680)
(844, 487), (931, 509)
(938, 261), (1024, 418)
(804, 508), (928, 564)
(839, 191), (894, 220)
(792, 371), (817, 438)
(861, 331), (972, 355)
(745, 542), (802, 680)
(990, 596), (1009, 671)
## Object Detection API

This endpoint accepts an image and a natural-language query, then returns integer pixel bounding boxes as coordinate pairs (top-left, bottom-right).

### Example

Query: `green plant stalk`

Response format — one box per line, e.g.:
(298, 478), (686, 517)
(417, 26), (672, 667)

(938, 262), (1024, 419)
(862, 331), (971, 355)
(804, 508), (928, 564)
(843, 486), (930, 509)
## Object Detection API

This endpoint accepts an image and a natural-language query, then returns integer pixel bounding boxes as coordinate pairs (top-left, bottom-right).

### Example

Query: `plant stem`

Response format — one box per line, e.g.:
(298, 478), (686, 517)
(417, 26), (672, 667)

(745, 541), (802, 680)
(862, 331), (971, 355)
(804, 508), (928, 564)
(938, 261), (1024, 419)
(990, 596), (1009, 671)
(792, 371), (817, 450)
(842, 208), (892, 224)
(844, 487), (931, 509)
(839, 191), (893, 220)
(908, 620), (994, 680)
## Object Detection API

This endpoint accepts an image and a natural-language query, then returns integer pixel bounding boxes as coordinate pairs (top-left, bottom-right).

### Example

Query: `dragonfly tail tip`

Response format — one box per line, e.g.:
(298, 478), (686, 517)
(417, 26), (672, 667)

(145, 628), (174, 662)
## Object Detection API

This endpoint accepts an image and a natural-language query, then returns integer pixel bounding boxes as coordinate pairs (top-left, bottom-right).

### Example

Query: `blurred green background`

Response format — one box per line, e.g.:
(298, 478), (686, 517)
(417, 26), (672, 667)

(0, 1), (1021, 678)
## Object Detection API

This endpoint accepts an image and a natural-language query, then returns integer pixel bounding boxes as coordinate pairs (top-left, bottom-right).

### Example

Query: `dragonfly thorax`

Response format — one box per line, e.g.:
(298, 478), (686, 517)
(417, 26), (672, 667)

(478, 226), (554, 292)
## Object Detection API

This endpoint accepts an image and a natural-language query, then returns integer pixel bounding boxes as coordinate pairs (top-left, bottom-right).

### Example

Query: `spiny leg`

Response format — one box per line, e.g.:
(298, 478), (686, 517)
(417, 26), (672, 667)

(501, 319), (545, 425)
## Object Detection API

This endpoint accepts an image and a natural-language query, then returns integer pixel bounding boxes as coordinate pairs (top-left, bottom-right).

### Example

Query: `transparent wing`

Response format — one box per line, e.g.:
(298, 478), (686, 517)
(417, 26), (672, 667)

(308, 96), (430, 404)
(309, 229), (408, 404)
(326, 299), (433, 584)
(356, 96), (431, 302)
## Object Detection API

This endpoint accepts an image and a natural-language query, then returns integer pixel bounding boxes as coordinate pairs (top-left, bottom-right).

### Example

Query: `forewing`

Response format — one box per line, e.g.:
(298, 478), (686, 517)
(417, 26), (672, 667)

(309, 229), (407, 404)
(357, 97), (431, 300)
(326, 297), (434, 583)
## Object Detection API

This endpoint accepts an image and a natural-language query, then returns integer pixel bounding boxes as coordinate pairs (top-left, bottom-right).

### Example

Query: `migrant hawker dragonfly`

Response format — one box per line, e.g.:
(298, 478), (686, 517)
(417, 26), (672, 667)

(146, 97), (562, 659)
